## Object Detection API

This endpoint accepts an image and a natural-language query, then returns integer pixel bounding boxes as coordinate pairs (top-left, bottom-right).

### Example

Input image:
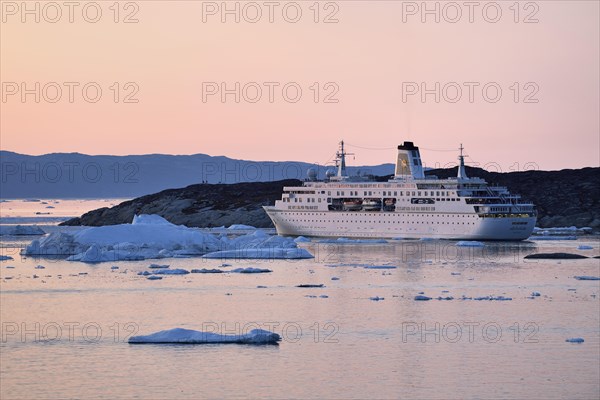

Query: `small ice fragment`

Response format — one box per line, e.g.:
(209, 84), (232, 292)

(369, 296), (384, 301)
(418, 291), (424, 294)
(35, 265), (45, 269)
(137, 271), (151, 276)
(363, 265), (397, 269)
(414, 295), (432, 301)
(456, 241), (484, 247)
(146, 276), (163, 280)
(221, 263), (231, 267)
(230, 267), (272, 274)
(153, 268), (190, 275)
(32, 274), (39, 279)
(305, 295), (317, 298)
(296, 284), (324, 288)
(5, 266), (15, 269)
(451, 272), (461, 275)
(574, 276), (600, 281)
(319, 295), (329, 298)
(191, 268), (223, 274)
(565, 338), (584, 343)
(78, 272), (88, 275)
(111, 266), (119, 270)
(531, 291), (541, 297)
(577, 245), (593, 250)
(256, 285), (267, 288)
(149, 264), (169, 269)
(0, 255), (14, 261)
(331, 277), (340, 281)
(436, 296), (454, 301)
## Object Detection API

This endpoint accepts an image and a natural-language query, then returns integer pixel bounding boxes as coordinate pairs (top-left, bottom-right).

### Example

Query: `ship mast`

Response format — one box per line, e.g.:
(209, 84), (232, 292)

(335, 140), (354, 179)
(457, 143), (468, 180)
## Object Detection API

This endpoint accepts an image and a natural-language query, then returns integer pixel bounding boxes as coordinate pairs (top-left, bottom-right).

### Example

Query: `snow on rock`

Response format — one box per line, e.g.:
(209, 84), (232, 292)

(129, 328), (281, 344)
(25, 214), (312, 262)
(574, 276), (600, 281)
(0, 225), (45, 235)
(456, 241), (484, 247)
(0, 255), (14, 261)
(565, 338), (584, 343)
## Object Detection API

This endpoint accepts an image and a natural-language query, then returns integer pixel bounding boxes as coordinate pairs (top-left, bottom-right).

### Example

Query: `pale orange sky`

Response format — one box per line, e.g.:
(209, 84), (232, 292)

(1, 0), (599, 171)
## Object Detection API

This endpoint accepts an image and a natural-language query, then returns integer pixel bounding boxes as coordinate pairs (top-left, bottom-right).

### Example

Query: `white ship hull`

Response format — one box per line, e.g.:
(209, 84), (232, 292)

(264, 207), (536, 240)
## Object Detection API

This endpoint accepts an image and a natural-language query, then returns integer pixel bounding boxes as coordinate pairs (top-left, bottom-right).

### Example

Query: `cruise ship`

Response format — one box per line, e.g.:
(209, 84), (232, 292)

(263, 141), (537, 240)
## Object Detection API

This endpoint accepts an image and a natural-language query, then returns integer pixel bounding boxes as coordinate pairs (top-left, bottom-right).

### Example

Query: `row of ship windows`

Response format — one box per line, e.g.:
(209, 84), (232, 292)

(318, 190), (456, 197)
(284, 219), (475, 225)
(281, 212), (476, 218)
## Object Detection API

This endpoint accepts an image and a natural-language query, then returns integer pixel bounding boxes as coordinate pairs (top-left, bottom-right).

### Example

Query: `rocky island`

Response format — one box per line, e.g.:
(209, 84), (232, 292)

(61, 167), (600, 230)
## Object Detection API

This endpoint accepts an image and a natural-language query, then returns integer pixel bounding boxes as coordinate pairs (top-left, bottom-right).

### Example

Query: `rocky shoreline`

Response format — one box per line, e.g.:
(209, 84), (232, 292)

(60, 167), (600, 230)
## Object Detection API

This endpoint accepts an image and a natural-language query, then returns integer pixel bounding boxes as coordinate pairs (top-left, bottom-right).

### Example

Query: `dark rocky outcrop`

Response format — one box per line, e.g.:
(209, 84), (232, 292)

(61, 167), (600, 230)
(60, 180), (302, 228)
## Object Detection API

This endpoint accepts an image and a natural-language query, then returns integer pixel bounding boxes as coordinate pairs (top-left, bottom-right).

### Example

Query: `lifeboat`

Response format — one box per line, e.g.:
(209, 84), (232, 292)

(343, 199), (362, 211)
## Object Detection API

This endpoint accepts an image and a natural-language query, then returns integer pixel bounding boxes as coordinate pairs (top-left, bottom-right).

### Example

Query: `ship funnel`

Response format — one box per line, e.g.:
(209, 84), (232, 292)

(394, 141), (425, 179)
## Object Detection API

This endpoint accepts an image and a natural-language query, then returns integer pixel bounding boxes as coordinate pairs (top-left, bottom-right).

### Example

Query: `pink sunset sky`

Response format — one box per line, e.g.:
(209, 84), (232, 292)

(1, 0), (598, 171)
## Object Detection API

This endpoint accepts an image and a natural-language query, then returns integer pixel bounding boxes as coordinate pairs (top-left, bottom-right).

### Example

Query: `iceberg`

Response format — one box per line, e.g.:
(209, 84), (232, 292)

(0, 225), (45, 235)
(227, 224), (257, 230)
(0, 255), (14, 261)
(24, 214), (312, 262)
(129, 328), (281, 345)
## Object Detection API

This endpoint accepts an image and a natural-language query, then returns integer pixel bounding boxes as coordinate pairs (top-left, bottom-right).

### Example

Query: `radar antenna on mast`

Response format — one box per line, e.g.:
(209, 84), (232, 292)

(457, 143), (469, 180)
(335, 140), (354, 179)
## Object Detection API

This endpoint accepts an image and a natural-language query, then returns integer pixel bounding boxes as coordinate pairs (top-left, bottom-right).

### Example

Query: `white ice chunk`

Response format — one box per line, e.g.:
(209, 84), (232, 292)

(574, 276), (600, 281)
(227, 224), (257, 230)
(129, 328), (281, 344)
(294, 236), (311, 243)
(202, 248), (313, 259)
(152, 268), (190, 275)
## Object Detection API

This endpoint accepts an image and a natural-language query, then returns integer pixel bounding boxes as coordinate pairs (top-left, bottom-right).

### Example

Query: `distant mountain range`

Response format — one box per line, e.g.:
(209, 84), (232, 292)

(0, 151), (394, 199)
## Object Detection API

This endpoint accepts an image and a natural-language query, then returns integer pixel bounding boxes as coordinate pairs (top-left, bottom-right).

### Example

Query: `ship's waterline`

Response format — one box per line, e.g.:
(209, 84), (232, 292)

(264, 141), (536, 240)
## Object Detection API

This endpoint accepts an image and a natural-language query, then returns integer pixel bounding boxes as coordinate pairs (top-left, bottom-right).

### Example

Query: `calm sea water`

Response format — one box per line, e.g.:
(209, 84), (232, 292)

(1, 200), (599, 399)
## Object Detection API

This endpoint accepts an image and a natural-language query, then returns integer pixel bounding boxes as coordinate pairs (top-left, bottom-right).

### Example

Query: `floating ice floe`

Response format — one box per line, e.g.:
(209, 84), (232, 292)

(0, 255), (15, 261)
(456, 241), (484, 247)
(363, 265), (397, 270)
(0, 225), (46, 235)
(148, 264), (169, 269)
(128, 328), (281, 344)
(294, 236), (311, 243)
(369, 296), (384, 301)
(296, 284), (324, 288)
(230, 267), (272, 274)
(529, 236), (577, 241)
(473, 296), (512, 301)
(146, 276), (163, 280)
(577, 245), (593, 250)
(565, 338), (584, 343)
(111, 266), (119, 270)
(25, 215), (313, 262)
(531, 291), (541, 297)
(191, 268), (224, 274)
(451, 272), (461, 275)
(331, 277), (340, 280)
(152, 268), (190, 275)
(414, 295), (432, 301)
(34, 265), (45, 269)
(574, 276), (600, 281)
